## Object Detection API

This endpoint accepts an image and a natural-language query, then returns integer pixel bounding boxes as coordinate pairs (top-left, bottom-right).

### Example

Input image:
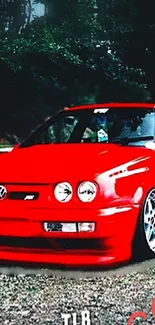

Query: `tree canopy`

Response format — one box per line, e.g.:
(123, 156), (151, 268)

(0, 0), (154, 140)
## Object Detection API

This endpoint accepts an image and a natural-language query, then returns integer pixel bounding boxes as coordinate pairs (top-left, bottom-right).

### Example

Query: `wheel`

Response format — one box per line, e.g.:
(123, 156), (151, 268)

(132, 188), (155, 261)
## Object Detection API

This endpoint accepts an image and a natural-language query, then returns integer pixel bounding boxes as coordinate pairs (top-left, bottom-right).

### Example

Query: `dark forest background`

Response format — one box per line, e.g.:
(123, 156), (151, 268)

(0, 0), (154, 143)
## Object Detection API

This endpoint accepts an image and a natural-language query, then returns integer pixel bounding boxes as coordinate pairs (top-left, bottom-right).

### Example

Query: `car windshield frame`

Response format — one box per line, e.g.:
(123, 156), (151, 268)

(19, 107), (155, 148)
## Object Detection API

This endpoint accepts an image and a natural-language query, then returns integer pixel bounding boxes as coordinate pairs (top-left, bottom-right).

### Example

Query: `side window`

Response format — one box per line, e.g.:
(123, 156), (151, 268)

(61, 116), (78, 142)
(39, 115), (79, 144)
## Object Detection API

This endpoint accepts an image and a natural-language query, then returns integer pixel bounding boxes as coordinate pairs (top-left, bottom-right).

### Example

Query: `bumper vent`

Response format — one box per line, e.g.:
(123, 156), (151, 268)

(0, 237), (103, 250)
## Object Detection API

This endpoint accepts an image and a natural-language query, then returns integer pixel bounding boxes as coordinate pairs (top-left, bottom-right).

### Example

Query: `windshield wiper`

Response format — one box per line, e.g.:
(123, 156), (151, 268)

(111, 135), (154, 145)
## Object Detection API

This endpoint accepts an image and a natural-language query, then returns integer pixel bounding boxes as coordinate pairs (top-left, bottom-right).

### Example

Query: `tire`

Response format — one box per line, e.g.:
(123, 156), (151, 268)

(132, 188), (155, 261)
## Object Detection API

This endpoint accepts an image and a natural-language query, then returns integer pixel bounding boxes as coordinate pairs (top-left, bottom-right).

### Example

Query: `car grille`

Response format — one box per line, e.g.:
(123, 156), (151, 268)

(0, 237), (103, 251)
(7, 192), (39, 200)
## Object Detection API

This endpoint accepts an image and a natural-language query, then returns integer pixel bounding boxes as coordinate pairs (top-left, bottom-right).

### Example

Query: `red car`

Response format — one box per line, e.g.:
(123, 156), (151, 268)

(0, 102), (155, 267)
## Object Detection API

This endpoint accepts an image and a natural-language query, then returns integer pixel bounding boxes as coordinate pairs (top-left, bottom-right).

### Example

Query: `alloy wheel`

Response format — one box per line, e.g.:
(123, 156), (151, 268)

(144, 189), (155, 252)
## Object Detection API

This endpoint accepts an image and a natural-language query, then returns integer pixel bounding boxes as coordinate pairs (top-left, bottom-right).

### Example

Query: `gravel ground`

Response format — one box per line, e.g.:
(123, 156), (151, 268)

(0, 267), (155, 325)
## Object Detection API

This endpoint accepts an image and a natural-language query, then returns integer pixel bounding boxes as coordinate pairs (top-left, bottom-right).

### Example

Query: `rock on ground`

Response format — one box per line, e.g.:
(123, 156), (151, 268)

(0, 268), (155, 324)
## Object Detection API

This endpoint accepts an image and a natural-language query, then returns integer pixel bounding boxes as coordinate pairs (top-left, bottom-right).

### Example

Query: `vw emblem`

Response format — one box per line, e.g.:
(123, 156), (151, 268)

(0, 186), (7, 200)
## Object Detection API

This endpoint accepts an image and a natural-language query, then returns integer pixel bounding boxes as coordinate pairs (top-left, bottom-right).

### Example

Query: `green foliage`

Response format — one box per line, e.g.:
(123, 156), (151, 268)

(0, 0), (154, 139)
(0, 1), (145, 87)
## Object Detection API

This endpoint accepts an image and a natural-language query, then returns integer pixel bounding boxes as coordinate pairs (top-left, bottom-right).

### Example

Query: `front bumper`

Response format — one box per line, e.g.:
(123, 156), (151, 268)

(0, 205), (139, 266)
(0, 246), (131, 266)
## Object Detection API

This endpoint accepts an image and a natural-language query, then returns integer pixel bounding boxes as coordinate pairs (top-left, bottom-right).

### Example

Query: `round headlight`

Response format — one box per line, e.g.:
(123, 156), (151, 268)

(77, 181), (97, 202)
(54, 182), (73, 202)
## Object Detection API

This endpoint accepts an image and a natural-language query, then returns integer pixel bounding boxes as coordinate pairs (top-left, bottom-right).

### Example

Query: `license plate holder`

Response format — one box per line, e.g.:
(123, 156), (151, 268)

(43, 222), (77, 232)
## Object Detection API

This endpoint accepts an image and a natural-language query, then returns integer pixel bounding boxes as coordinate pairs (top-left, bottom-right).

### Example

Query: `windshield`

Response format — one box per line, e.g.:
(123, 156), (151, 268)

(20, 108), (155, 147)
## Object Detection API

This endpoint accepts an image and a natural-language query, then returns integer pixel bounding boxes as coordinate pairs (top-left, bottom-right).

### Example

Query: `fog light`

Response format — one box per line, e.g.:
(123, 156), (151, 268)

(78, 222), (95, 232)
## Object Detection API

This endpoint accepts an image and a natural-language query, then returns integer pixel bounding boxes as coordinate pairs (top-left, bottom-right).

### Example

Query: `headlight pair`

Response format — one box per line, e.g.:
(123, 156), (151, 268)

(54, 181), (97, 203)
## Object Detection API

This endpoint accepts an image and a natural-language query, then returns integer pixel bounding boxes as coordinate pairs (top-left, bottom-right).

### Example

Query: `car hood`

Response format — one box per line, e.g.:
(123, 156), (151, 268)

(0, 143), (152, 183)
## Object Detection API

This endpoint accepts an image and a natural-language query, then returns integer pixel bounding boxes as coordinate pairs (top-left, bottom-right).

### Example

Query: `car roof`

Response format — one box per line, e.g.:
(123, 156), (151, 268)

(64, 102), (155, 111)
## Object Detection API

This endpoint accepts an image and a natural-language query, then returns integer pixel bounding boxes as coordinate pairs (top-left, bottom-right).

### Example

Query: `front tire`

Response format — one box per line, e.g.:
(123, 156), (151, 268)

(132, 188), (155, 261)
